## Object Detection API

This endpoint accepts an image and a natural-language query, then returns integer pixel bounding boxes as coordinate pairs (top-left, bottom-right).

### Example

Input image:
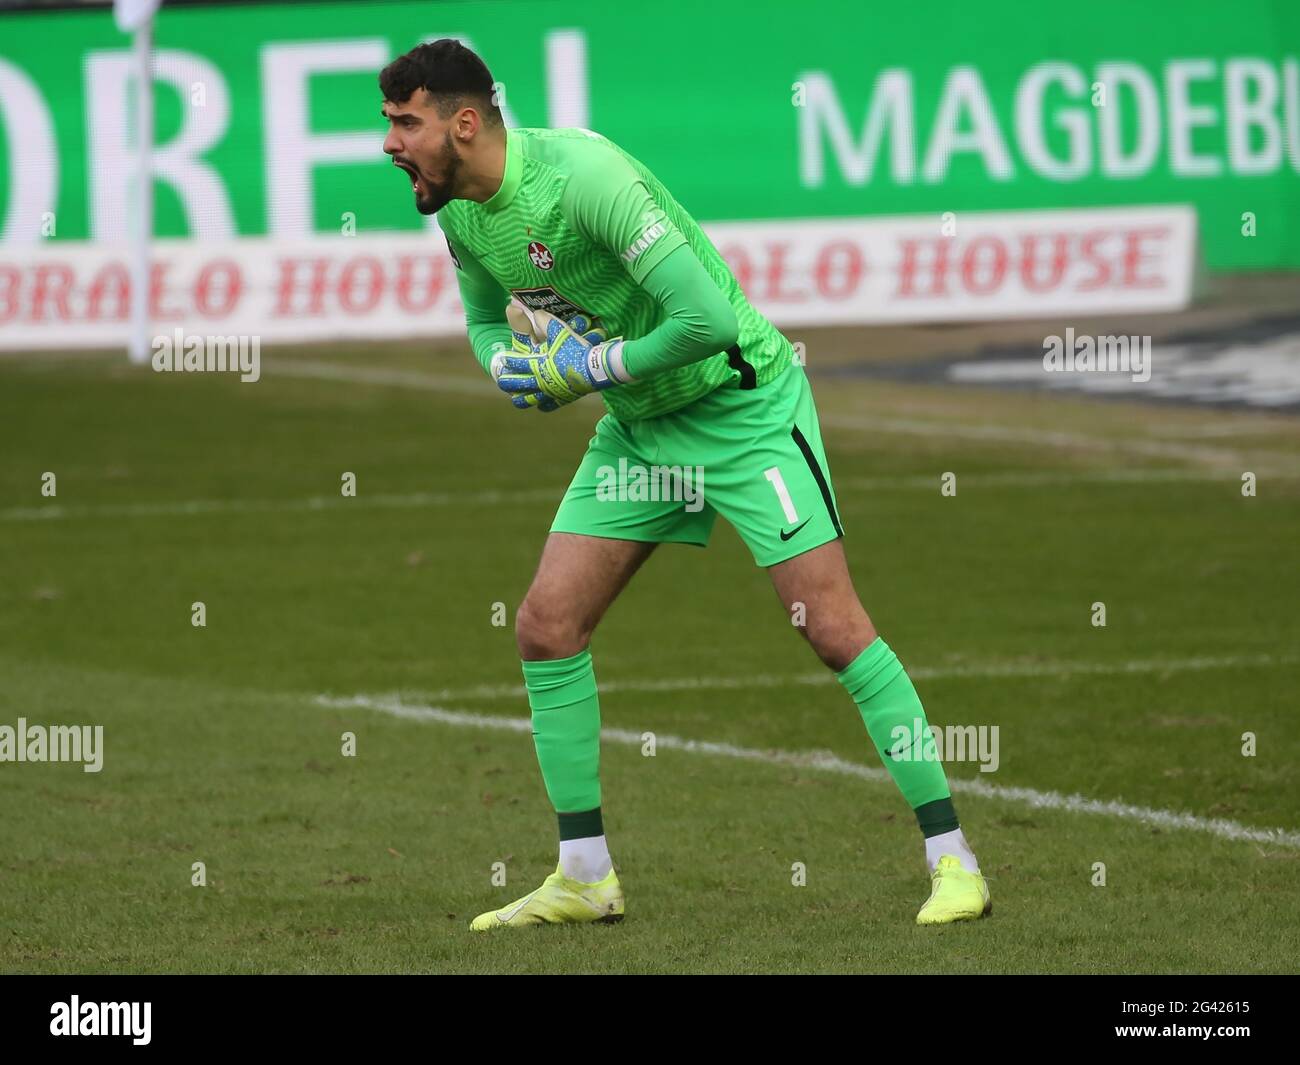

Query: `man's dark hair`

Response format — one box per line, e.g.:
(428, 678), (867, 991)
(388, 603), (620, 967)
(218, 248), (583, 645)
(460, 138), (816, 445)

(379, 39), (502, 125)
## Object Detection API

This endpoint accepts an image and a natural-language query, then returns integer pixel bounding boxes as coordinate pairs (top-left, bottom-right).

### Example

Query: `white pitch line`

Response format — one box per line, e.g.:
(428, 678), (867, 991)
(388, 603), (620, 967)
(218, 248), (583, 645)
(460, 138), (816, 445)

(315, 693), (1300, 850)
(837, 468), (1284, 490)
(820, 413), (1298, 471)
(271, 360), (1299, 471)
(4, 467), (1287, 524)
(1148, 422), (1300, 440)
(272, 360), (489, 395)
(0, 487), (558, 522)
(385, 652), (1299, 705)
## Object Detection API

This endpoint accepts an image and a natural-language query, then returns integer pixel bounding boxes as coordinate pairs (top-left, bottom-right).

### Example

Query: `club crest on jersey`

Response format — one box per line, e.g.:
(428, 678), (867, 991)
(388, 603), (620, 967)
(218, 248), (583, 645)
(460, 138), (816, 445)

(527, 241), (554, 271)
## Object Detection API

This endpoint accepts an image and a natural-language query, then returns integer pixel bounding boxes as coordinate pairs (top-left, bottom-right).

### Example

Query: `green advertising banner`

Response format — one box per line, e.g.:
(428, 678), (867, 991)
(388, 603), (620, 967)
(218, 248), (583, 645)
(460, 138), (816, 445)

(1, 0), (1298, 268)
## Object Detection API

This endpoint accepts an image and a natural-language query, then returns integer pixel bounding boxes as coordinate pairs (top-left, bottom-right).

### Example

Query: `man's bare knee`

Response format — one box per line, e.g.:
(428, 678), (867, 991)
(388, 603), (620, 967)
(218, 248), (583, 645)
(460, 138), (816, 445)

(801, 614), (877, 672)
(770, 541), (877, 670)
(514, 535), (655, 661)
(515, 595), (590, 661)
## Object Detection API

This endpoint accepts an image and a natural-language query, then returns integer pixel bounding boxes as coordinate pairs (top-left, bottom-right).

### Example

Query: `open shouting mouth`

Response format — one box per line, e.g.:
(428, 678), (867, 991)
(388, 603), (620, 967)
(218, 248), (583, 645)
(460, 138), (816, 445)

(393, 158), (421, 195)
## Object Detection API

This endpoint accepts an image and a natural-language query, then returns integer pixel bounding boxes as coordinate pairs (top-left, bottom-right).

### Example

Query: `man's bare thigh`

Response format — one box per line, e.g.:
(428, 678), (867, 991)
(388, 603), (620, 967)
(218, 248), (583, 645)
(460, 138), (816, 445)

(516, 534), (658, 659)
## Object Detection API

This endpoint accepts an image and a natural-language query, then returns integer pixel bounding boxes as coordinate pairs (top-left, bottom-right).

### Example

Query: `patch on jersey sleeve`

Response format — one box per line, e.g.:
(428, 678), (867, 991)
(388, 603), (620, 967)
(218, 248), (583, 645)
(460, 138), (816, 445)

(444, 236), (463, 271)
(622, 216), (671, 265)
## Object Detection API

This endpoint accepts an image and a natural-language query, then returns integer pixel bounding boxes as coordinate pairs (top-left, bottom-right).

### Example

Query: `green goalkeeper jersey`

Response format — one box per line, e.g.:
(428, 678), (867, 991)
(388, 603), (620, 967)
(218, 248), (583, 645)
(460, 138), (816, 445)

(438, 127), (792, 422)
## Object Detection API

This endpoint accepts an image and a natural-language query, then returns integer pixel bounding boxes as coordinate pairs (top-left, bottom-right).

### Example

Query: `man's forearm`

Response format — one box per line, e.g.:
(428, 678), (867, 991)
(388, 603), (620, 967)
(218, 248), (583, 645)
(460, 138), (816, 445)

(445, 232), (514, 378)
(468, 321), (512, 377)
(619, 243), (739, 381)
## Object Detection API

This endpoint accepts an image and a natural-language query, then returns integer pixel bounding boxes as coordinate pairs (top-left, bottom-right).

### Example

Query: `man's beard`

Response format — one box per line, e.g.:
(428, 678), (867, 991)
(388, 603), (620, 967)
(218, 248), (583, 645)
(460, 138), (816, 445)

(415, 132), (461, 215)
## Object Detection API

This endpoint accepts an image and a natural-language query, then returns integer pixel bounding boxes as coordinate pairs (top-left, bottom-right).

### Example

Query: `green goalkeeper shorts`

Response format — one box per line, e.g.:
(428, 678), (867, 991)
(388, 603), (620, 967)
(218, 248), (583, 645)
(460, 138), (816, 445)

(550, 361), (844, 567)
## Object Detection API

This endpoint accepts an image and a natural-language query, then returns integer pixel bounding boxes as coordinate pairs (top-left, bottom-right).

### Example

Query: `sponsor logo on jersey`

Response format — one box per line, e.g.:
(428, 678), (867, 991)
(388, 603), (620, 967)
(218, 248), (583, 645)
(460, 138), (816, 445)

(527, 240), (554, 270)
(512, 286), (595, 326)
(622, 220), (669, 264)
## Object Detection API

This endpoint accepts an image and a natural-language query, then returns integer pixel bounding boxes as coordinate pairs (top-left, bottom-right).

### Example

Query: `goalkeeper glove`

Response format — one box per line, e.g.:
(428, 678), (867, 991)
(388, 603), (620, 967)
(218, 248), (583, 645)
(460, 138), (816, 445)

(486, 304), (560, 410)
(498, 304), (559, 412)
(495, 308), (632, 412)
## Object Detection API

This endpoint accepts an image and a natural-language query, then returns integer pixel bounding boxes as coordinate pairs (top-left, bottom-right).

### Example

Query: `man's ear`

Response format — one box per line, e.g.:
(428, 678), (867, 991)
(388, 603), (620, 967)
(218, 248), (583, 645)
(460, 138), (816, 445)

(455, 106), (480, 142)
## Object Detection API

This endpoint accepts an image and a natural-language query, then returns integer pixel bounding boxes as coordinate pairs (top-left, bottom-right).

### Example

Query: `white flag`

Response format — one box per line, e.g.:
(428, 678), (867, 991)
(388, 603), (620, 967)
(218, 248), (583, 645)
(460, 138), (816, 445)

(114, 0), (163, 33)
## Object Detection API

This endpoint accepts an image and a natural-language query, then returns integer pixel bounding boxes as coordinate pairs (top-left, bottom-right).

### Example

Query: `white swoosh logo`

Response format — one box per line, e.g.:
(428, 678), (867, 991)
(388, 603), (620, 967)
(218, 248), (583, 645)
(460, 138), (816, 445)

(495, 890), (541, 923)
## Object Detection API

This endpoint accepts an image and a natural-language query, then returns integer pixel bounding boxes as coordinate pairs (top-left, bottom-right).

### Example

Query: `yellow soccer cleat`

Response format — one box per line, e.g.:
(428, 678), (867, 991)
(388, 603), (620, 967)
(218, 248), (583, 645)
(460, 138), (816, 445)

(915, 854), (992, 925)
(469, 863), (625, 931)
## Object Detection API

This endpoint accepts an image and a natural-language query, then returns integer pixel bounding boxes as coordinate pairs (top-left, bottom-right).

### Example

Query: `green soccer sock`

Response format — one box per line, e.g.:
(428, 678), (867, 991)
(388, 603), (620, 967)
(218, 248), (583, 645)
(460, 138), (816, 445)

(521, 650), (603, 835)
(836, 638), (960, 838)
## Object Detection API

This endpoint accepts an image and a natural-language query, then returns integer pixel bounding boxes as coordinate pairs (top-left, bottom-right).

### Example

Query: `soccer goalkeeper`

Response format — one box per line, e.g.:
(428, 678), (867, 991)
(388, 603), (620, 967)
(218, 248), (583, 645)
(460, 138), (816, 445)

(379, 40), (990, 928)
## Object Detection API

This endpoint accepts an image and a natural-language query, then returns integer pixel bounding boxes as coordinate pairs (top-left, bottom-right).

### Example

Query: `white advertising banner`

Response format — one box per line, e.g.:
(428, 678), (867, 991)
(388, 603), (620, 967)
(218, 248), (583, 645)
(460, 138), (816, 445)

(0, 206), (1196, 351)
(707, 205), (1197, 326)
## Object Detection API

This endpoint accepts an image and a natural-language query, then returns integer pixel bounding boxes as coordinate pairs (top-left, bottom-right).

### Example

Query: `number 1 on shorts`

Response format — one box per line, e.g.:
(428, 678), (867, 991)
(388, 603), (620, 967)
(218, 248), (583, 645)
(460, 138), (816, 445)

(764, 466), (800, 524)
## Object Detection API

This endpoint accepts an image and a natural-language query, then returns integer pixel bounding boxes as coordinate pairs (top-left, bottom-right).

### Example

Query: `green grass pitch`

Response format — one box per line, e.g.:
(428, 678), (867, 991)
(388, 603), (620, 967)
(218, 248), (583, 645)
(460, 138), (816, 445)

(1, 337), (1298, 973)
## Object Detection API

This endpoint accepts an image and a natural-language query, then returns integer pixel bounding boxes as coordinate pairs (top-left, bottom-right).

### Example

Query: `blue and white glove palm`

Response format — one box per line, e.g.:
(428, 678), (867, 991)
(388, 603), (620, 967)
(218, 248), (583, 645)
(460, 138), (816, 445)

(496, 308), (630, 412)
(490, 304), (556, 409)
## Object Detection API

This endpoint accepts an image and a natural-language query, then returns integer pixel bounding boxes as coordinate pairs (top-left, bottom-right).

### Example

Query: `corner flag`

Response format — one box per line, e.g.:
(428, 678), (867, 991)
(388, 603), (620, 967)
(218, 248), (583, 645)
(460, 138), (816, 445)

(114, 0), (163, 34)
